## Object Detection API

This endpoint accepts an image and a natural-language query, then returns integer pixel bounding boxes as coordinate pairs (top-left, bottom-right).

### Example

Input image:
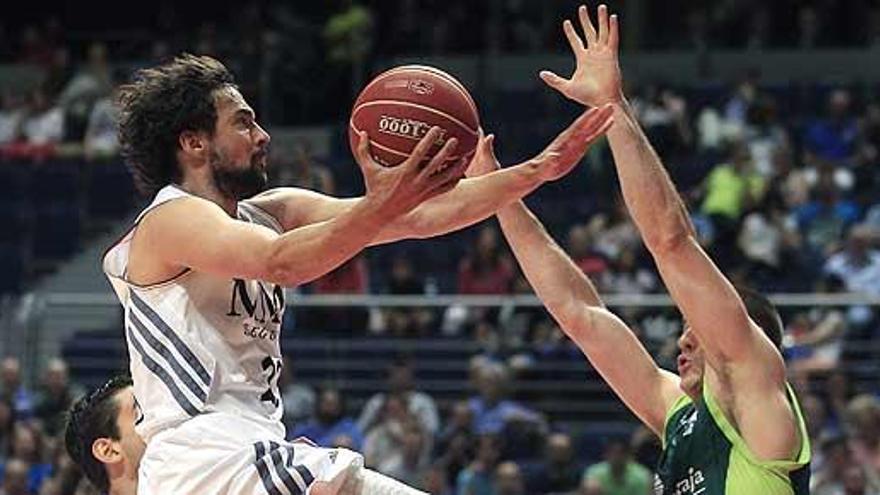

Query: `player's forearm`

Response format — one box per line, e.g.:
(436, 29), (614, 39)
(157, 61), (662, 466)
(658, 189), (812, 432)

(495, 206), (678, 434)
(394, 162), (543, 240)
(497, 201), (603, 326)
(606, 100), (696, 254)
(266, 198), (388, 286)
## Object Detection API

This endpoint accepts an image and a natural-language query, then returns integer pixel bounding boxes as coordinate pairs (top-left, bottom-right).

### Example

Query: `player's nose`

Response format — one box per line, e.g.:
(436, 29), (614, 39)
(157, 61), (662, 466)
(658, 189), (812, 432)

(254, 122), (270, 146)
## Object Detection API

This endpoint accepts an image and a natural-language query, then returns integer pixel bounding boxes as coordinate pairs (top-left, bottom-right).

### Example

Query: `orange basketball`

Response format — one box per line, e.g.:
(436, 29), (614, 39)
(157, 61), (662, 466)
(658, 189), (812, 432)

(348, 65), (480, 167)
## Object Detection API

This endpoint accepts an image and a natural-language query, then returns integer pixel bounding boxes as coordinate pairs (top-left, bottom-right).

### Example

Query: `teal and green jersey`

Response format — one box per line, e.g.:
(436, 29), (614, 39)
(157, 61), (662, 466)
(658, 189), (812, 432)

(653, 382), (811, 495)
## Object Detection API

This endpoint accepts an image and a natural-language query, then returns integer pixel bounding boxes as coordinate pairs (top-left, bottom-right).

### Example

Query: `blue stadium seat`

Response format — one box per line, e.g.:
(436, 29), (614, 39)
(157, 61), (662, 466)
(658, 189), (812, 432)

(86, 160), (137, 219)
(33, 202), (81, 260)
(0, 242), (25, 294)
(29, 159), (82, 204)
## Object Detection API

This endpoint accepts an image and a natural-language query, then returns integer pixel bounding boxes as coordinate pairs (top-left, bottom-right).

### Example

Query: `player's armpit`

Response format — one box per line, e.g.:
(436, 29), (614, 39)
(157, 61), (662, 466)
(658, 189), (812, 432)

(565, 306), (683, 436)
(705, 366), (802, 462)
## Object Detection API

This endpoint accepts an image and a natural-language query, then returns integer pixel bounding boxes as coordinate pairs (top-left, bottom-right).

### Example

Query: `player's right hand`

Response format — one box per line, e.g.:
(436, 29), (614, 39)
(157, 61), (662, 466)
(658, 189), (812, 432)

(354, 126), (468, 217)
(540, 4), (624, 107)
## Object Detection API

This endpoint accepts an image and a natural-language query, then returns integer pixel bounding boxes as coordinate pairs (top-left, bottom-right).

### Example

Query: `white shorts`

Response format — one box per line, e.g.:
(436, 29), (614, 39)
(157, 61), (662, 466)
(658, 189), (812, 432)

(138, 413), (363, 495)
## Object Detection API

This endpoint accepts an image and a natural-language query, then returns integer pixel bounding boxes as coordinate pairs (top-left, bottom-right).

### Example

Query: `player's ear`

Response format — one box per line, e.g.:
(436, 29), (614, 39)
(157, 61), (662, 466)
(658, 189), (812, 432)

(92, 437), (122, 464)
(179, 130), (207, 156)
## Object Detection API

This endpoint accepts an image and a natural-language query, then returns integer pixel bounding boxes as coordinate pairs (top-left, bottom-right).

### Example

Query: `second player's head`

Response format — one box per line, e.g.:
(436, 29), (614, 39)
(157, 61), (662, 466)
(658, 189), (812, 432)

(117, 54), (271, 200)
(676, 286), (784, 399)
(64, 375), (145, 494)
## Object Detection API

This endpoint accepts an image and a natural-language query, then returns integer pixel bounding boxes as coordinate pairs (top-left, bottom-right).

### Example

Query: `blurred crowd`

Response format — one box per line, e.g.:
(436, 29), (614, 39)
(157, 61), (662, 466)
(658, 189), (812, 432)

(0, 352), (878, 494)
(3, 1), (880, 126)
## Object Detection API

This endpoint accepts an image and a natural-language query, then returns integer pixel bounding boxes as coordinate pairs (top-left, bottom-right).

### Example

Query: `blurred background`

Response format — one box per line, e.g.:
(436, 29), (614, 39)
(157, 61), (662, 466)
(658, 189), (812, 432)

(1, 1), (880, 494)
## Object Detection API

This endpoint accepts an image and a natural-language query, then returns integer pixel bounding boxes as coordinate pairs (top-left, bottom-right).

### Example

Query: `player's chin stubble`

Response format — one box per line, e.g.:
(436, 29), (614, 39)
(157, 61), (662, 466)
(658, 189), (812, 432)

(210, 149), (268, 200)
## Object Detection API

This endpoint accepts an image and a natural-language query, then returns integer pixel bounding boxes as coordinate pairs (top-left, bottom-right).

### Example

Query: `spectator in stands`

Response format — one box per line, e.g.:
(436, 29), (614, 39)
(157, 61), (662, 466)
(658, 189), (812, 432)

(796, 5), (825, 48)
(10, 423), (53, 493)
(0, 91), (24, 145)
(813, 434), (855, 495)
(458, 226), (515, 295)
(18, 25), (55, 66)
(279, 356), (315, 433)
(841, 465), (877, 495)
(786, 309), (847, 376)
(845, 395), (880, 491)
(594, 202), (641, 261)
(525, 432), (582, 494)
(743, 95), (789, 178)
(379, 421), (431, 488)
(289, 141), (335, 193)
(825, 226), (880, 296)
(629, 85), (691, 159)
(604, 246), (657, 295)
(0, 401), (12, 464)
(291, 388), (363, 450)
(307, 255), (370, 331)
(723, 75), (758, 129)
(795, 179), (860, 255)
(35, 358), (81, 437)
(363, 394), (417, 469)
(493, 461), (526, 495)
(581, 438), (652, 495)
(358, 358), (439, 437)
(382, 255), (434, 337)
(456, 433), (502, 495)
(0, 458), (30, 495)
(467, 362), (545, 436)
(83, 86), (119, 160)
(20, 88), (64, 146)
(800, 393), (833, 472)
(804, 89), (859, 167)
(701, 140), (767, 220)
(566, 223), (610, 290)
(422, 462), (453, 495)
(0, 358), (33, 419)
(436, 401), (476, 485)
(58, 42), (112, 140)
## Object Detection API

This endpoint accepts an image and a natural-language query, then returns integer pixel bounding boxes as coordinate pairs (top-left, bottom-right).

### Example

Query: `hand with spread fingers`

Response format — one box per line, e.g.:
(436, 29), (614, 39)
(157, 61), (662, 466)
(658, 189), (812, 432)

(540, 4), (624, 107)
(466, 105), (615, 181)
(353, 127), (469, 217)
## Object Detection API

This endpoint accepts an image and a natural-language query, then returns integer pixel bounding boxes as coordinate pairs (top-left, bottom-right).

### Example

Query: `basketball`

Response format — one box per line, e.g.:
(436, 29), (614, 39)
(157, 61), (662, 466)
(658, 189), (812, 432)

(348, 65), (480, 167)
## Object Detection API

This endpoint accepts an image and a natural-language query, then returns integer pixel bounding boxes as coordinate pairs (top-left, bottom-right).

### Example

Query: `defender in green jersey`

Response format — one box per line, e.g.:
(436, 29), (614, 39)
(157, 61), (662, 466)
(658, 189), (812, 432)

(472, 5), (811, 495)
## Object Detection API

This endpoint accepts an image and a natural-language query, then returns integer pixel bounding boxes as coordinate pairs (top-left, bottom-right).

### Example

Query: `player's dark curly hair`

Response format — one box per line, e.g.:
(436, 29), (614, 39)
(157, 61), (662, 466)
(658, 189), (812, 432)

(116, 54), (236, 196)
(64, 374), (133, 492)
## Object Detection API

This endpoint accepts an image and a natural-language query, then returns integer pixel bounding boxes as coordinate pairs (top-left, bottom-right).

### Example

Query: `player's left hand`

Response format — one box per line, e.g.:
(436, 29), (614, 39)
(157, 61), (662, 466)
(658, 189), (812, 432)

(530, 103), (614, 182)
(540, 4), (624, 107)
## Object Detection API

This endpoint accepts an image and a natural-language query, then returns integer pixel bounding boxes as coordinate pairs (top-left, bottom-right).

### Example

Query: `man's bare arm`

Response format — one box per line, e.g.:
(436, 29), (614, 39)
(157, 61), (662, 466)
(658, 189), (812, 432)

(250, 106), (615, 243)
(542, 4), (798, 460)
(134, 127), (465, 287)
(497, 200), (681, 435)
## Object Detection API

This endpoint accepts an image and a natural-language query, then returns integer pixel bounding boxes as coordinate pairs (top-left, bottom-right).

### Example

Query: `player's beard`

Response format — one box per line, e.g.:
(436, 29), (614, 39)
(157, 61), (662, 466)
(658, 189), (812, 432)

(210, 148), (268, 201)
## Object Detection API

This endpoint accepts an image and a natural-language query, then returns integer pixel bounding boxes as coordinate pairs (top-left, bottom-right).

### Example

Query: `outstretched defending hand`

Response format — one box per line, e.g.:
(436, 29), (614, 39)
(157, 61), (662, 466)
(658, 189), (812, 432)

(540, 4), (624, 107)
(466, 105), (615, 181)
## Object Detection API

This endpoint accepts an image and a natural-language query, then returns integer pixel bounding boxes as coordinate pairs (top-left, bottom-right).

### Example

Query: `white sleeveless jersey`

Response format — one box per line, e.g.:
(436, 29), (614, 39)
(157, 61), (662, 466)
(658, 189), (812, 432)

(103, 185), (287, 443)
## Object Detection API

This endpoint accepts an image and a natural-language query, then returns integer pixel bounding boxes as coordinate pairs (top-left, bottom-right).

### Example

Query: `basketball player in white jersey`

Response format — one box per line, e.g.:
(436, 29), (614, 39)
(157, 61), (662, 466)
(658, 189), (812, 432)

(103, 54), (614, 495)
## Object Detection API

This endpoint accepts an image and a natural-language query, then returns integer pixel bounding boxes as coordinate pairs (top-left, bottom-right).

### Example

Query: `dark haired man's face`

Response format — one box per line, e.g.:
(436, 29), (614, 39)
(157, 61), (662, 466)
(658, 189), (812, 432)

(114, 387), (146, 476)
(209, 86), (271, 200)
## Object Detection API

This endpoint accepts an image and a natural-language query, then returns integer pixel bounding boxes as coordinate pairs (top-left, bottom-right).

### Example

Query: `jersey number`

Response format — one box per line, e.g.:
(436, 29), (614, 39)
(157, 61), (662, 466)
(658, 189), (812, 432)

(260, 357), (282, 408)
